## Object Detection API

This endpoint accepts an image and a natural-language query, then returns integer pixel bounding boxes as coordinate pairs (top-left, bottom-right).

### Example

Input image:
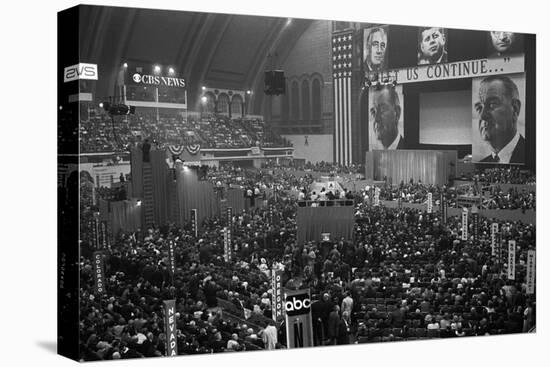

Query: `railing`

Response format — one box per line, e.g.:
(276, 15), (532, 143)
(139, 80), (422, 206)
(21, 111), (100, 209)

(298, 199), (354, 207)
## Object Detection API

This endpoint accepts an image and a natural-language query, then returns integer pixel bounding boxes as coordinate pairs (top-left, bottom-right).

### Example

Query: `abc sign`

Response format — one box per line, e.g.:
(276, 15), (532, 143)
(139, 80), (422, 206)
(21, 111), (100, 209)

(285, 294), (311, 316)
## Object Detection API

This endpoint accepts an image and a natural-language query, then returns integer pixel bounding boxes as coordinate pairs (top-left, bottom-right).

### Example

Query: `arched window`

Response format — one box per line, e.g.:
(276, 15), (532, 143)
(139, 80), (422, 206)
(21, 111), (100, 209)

(217, 93), (229, 116)
(301, 79), (310, 122)
(291, 81), (300, 121)
(231, 94), (243, 117)
(312, 78), (322, 122)
(204, 92), (216, 114)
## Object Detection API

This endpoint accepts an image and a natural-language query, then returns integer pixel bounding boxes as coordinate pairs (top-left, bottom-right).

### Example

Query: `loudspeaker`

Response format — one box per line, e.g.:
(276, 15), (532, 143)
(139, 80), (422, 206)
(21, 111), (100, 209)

(264, 70), (285, 95)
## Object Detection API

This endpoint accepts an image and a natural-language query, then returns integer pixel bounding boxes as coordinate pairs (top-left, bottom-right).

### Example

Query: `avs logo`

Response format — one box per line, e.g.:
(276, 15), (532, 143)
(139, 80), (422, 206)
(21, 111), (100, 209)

(285, 293), (311, 316)
(132, 73), (142, 83)
(64, 63), (98, 82)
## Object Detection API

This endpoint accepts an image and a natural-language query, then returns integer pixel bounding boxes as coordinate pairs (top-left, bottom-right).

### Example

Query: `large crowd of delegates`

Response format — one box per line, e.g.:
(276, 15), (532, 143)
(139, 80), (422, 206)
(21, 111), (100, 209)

(79, 113), (290, 153)
(79, 164), (536, 361)
(376, 181), (535, 211)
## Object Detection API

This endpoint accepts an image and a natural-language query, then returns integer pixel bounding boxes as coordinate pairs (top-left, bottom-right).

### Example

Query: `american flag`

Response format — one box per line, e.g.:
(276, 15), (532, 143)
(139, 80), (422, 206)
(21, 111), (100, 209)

(332, 30), (353, 166)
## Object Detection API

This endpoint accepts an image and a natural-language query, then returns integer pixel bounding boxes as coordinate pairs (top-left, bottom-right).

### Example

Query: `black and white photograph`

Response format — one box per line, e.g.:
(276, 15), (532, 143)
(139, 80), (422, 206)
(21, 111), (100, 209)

(363, 26), (389, 73)
(368, 85), (405, 150)
(417, 27), (448, 65)
(36, 1), (543, 366)
(472, 73), (526, 164)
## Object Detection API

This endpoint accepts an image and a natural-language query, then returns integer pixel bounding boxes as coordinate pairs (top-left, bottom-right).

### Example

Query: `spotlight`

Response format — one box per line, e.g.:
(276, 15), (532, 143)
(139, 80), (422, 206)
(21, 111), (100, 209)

(201, 96), (208, 104)
(99, 102), (104, 109)
(168, 67), (175, 74)
(123, 62), (128, 68)
(202, 86), (206, 91)
(246, 90), (252, 95)
(59, 105), (63, 110)
(154, 65), (161, 73)
(136, 200), (142, 206)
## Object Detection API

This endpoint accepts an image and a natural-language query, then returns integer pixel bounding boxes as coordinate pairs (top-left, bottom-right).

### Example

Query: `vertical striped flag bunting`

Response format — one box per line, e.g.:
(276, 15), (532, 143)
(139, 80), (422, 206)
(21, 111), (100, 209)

(332, 30), (354, 165)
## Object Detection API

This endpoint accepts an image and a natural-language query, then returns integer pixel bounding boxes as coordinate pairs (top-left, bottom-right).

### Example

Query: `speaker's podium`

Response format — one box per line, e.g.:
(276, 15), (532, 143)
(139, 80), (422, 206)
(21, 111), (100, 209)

(264, 70), (285, 95)
(296, 199), (354, 244)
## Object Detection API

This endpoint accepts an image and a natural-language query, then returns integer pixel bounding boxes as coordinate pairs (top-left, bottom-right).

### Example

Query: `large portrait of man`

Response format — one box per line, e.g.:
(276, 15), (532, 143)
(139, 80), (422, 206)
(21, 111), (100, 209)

(487, 31), (522, 57)
(368, 85), (405, 151)
(417, 27), (448, 65)
(363, 26), (388, 73)
(472, 74), (525, 164)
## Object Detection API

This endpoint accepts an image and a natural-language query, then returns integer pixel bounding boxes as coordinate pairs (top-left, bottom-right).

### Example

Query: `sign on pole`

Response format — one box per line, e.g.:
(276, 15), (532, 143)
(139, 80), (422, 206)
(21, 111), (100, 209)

(190, 209), (198, 237)
(271, 269), (284, 322)
(526, 250), (536, 295)
(223, 227), (232, 262)
(93, 251), (105, 294)
(491, 223), (499, 256)
(507, 240), (516, 280)
(285, 288), (314, 348)
(461, 209), (468, 240)
(471, 205), (479, 244)
(374, 187), (380, 206)
(163, 300), (178, 356)
(440, 192), (447, 225)
(427, 192), (433, 213)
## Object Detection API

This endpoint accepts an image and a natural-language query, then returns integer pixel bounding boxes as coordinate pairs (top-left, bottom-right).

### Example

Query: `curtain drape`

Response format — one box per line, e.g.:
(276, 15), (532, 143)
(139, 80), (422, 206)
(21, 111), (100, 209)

(296, 206), (354, 244)
(369, 150), (448, 185)
(175, 167), (219, 226)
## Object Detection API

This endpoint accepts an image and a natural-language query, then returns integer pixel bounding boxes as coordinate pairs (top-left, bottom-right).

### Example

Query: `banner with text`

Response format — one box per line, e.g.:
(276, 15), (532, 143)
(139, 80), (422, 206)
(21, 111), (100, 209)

(491, 223), (499, 256)
(167, 240), (176, 278)
(163, 300), (178, 356)
(508, 240), (516, 280)
(190, 209), (198, 237)
(461, 210), (468, 240)
(526, 250), (535, 295)
(223, 227), (232, 262)
(271, 269), (284, 323)
(93, 251), (105, 295)
(284, 288), (314, 348)
(384, 55), (524, 84)
(427, 192), (433, 213)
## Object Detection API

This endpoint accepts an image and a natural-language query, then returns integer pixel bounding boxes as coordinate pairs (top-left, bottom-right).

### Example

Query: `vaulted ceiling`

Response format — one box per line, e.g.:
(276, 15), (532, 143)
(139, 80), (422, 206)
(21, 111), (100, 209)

(78, 5), (313, 114)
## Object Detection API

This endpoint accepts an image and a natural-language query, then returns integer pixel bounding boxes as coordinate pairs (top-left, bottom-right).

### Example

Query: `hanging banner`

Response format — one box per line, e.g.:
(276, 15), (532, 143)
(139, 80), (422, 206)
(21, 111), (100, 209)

(93, 251), (105, 294)
(508, 240), (516, 280)
(271, 269), (284, 323)
(491, 223), (499, 256)
(461, 209), (468, 240)
(163, 300), (178, 356)
(427, 192), (433, 213)
(375, 55), (524, 85)
(190, 209), (198, 237)
(167, 240), (176, 277)
(374, 187), (380, 206)
(90, 218), (99, 249)
(526, 250), (536, 295)
(223, 227), (232, 262)
(285, 288), (314, 348)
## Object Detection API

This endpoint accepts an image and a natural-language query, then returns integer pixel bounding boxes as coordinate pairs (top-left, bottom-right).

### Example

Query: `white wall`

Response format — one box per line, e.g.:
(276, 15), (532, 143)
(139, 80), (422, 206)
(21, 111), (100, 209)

(283, 134), (333, 163)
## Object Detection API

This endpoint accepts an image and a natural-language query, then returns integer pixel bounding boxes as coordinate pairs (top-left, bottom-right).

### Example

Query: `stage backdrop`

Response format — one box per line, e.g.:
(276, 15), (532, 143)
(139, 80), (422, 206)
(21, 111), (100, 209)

(296, 205), (354, 244)
(365, 150), (455, 185)
(174, 165), (219, 226)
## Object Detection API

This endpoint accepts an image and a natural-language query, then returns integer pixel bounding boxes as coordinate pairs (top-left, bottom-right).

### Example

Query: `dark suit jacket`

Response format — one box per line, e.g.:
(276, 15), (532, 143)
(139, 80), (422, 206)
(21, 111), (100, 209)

(480, 135), (525, 163)
(396, 136), (406, 149)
